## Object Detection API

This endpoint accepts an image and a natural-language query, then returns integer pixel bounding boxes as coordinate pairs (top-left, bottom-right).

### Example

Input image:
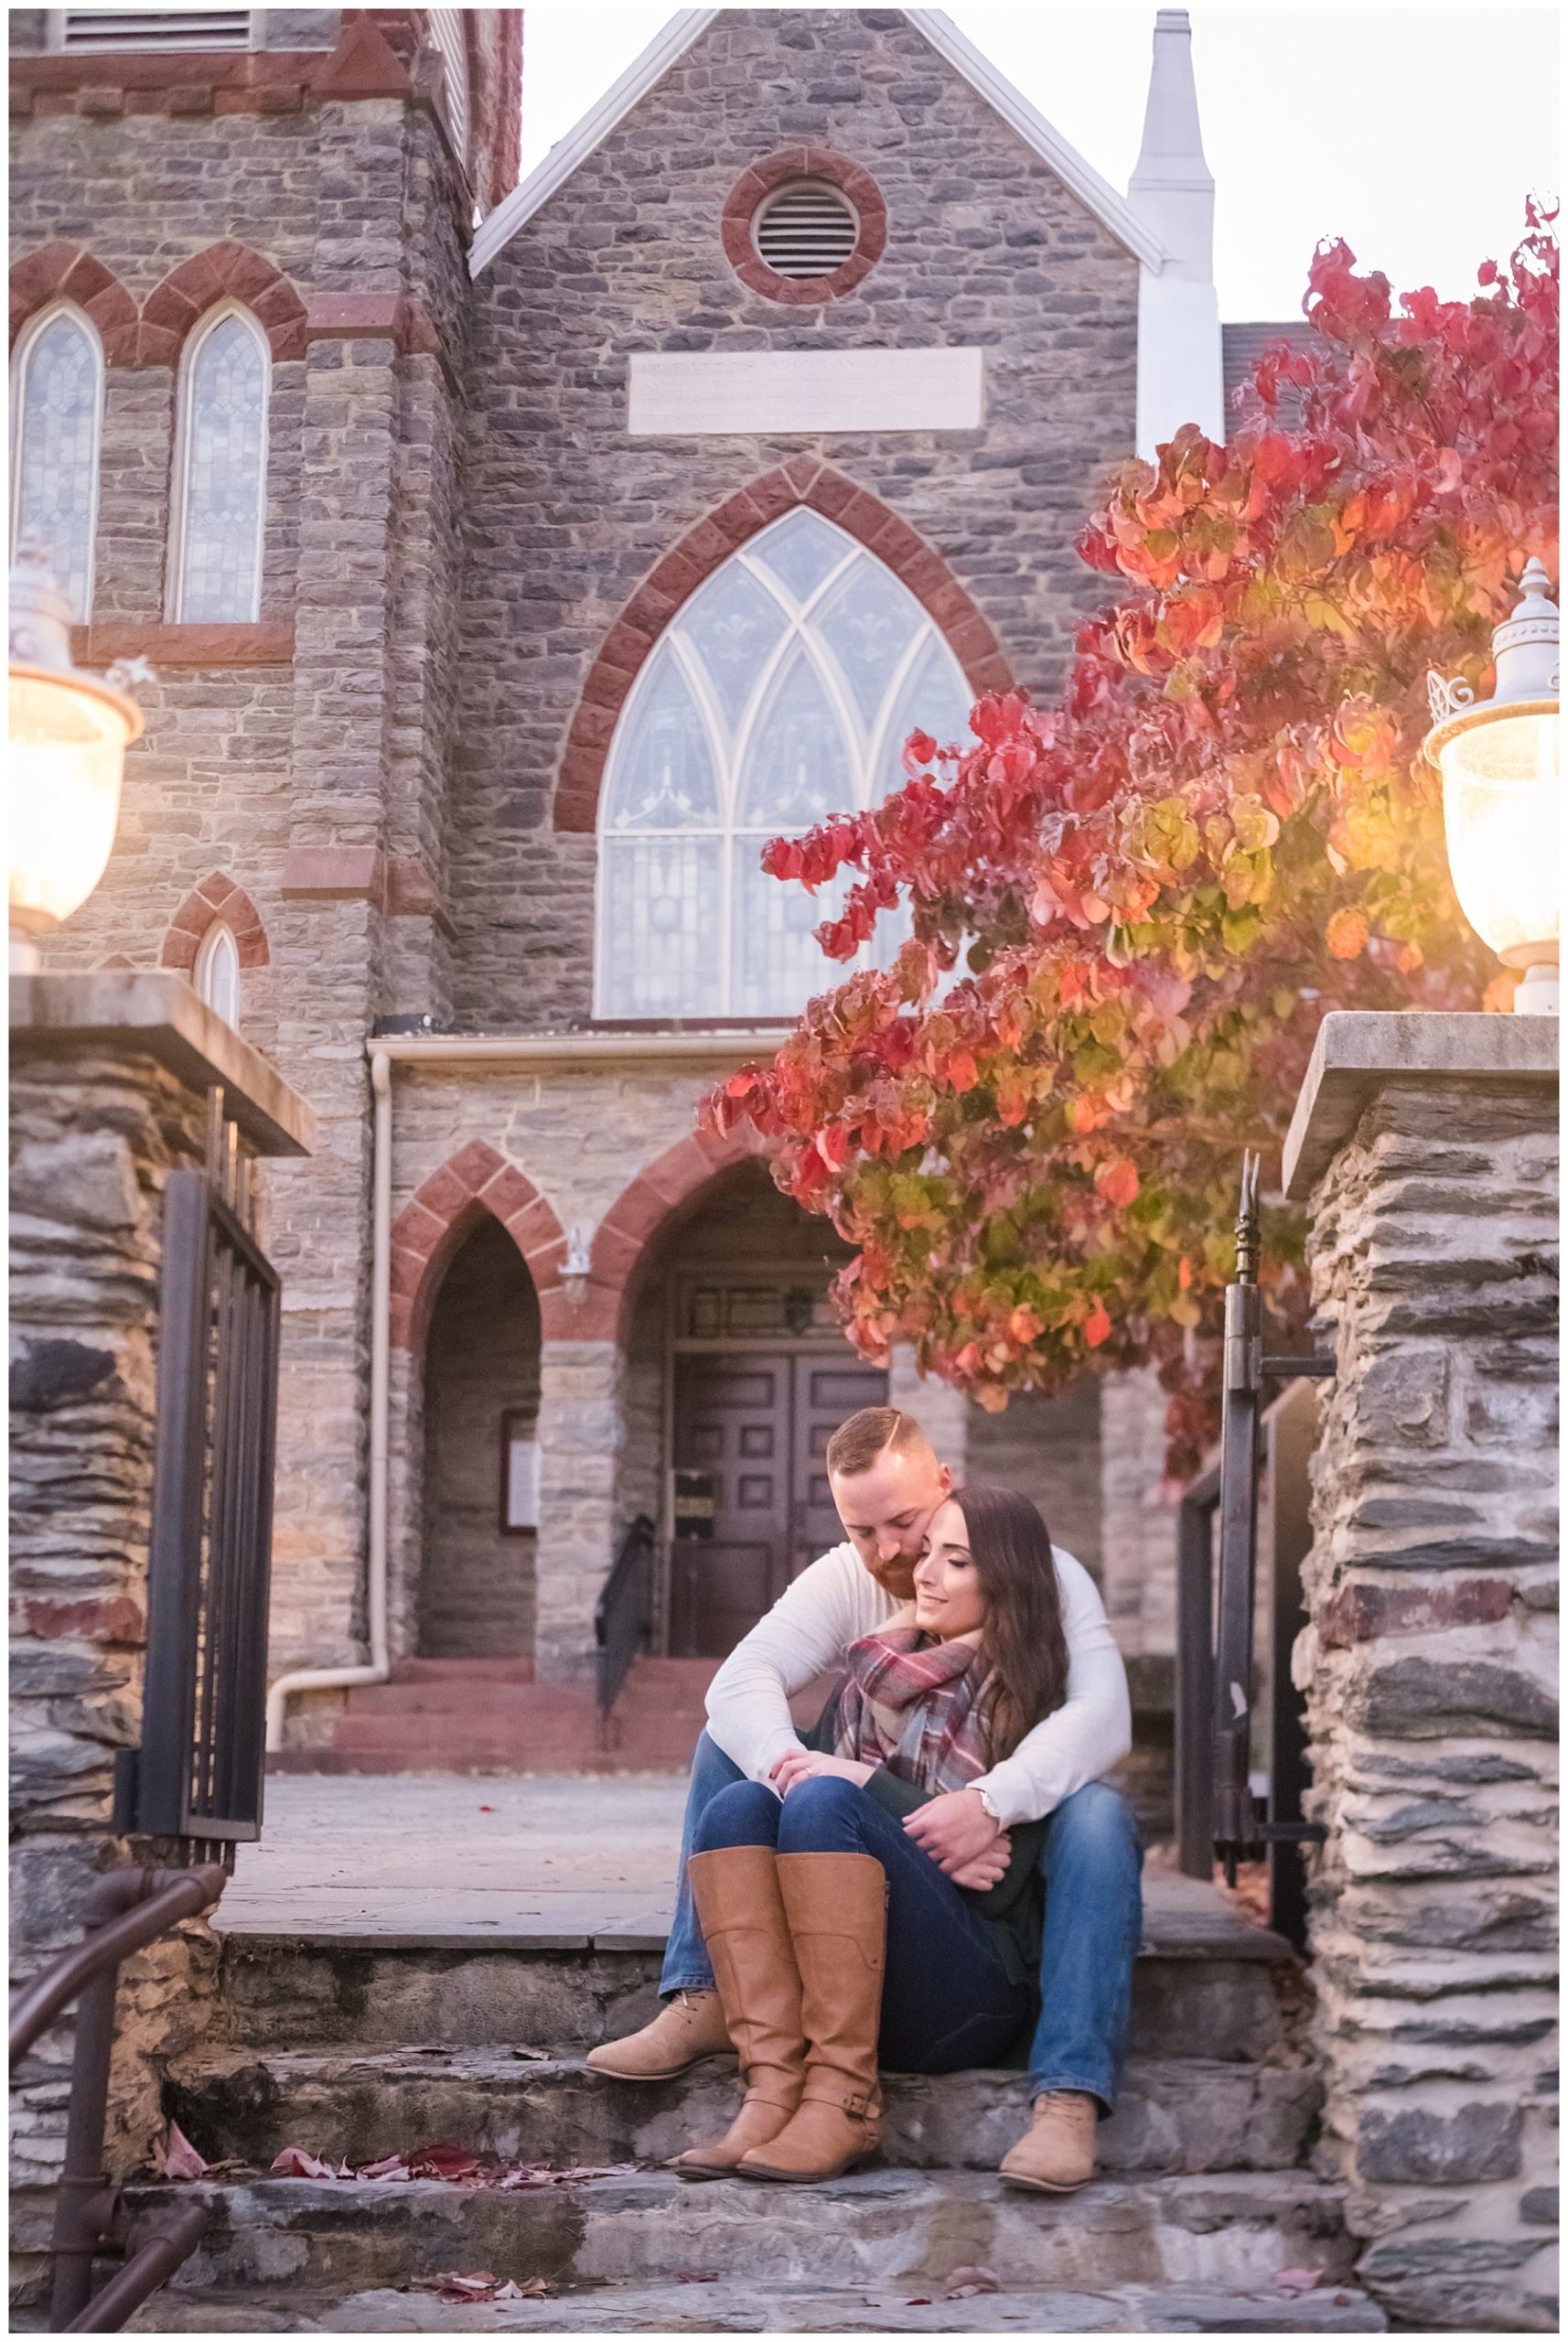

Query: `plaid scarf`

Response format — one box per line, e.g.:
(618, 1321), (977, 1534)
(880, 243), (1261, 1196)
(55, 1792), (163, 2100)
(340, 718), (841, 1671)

(833, 1623), (992, 1796)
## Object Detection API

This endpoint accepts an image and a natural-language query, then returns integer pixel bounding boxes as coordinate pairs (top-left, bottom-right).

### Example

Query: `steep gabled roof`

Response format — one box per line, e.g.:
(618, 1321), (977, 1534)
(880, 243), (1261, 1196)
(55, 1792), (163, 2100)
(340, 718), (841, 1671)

(470, 7), (1170, 278)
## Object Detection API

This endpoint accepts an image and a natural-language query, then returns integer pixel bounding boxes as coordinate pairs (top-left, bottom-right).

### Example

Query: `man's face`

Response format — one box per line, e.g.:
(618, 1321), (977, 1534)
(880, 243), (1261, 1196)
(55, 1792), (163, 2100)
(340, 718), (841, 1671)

(828, 1445), (952, 1601)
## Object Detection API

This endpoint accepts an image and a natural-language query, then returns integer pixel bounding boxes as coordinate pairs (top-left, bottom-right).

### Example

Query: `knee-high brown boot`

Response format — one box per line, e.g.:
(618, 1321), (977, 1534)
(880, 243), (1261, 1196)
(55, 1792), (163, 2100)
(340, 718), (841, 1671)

(669, 1846), (805, 2179)
(737, 1852), (886, 2183)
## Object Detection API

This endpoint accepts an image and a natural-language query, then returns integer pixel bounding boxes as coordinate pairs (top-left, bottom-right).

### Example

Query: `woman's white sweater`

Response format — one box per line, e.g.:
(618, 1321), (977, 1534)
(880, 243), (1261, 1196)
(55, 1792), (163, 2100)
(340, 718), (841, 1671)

(703, 1541), (1132, 1829)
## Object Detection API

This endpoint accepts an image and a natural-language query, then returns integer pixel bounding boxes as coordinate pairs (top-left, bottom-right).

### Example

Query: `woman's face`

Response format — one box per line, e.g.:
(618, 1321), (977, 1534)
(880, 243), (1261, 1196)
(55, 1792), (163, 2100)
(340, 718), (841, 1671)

(911, 1498), (988, 1640)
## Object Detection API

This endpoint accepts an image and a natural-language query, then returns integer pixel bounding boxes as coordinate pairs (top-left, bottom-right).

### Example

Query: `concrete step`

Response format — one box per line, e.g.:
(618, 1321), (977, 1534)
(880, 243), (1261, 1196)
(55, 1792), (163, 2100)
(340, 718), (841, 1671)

(216, 1928), (1301, 2063)
(117, 2167), (1361, 2299)
(268, 1748), (693, 1778)
(169, 2047), (1320, 2179)
(124, 2275), (1388, 2332)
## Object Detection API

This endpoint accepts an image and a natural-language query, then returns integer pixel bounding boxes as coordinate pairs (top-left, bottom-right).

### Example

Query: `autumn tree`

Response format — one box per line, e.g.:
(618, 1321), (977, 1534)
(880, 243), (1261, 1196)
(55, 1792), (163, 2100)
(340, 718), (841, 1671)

(705, 218), (1560, 1477)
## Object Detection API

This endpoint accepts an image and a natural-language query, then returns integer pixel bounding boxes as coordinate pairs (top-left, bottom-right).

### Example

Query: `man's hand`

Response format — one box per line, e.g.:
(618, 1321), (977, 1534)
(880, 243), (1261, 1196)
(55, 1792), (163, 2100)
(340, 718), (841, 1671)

(771, 1750), (875, 1794)
(904, 1786), (1005, 1878)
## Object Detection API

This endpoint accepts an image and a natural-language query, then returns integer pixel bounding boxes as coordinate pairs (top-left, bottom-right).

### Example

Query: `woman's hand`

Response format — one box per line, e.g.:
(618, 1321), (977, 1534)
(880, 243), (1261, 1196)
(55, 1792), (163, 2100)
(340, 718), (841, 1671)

(770, 1750), (875, 1795)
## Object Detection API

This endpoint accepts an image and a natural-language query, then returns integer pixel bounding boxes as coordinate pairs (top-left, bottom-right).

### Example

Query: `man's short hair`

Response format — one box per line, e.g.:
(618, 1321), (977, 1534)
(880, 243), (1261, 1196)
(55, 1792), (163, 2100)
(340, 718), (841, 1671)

(824, 1406), (934, 1479)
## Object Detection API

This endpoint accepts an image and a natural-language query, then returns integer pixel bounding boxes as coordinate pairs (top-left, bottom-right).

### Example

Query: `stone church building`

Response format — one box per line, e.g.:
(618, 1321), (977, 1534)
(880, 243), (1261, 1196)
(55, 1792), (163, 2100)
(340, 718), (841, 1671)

(10, 5), (1295, 1753)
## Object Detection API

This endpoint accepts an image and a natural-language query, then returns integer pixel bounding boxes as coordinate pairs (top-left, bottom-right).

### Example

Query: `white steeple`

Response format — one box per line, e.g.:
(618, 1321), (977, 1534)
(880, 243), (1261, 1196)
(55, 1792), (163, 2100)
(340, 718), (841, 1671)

(1127, 8), (1224, 456)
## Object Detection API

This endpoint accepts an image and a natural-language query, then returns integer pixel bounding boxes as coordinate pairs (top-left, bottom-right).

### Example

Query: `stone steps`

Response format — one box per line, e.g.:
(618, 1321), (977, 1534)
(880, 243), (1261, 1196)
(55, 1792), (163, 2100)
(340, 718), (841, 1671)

(169, 2047), (1321, 2178)
(123, 2276), (1388, 2333)
(116, 2167), (1362, 2299)
(214, 1928), (1301, 2064)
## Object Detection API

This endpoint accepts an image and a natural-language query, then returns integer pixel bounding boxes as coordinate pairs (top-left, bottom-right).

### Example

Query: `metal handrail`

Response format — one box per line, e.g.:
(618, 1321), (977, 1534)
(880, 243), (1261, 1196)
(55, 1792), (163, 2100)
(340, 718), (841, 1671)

(10, 1864), (227, 2333)
(595, 1512), (656, 1732)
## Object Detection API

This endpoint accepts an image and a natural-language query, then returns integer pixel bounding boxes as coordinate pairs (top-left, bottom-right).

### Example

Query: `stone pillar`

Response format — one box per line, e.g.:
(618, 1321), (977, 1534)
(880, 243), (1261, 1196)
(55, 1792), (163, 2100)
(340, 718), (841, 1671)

(534, 1338), (623, 1681)
(8, 974), (312, 2302)
(1283, 1010), (1558, 2334)
(1100, 1363), (1179, 1660)
(888, 1344), (968, 1477)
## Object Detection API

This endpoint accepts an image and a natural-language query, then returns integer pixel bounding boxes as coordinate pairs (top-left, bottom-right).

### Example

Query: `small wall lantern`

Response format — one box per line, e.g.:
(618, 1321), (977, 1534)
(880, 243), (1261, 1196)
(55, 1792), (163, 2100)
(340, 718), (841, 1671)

(8, 535), (145, 973)
(562, 1219), (596, 1308)
(1425, 557), (1560, 1014)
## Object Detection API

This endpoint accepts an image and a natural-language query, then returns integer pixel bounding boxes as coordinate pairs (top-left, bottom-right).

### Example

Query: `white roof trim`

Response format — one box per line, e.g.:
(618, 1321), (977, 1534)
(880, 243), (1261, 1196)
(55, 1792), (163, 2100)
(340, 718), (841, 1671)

(471, 9), (719, 276)
(908, 13), (1168, 270)
(471, 5), (1170, 280)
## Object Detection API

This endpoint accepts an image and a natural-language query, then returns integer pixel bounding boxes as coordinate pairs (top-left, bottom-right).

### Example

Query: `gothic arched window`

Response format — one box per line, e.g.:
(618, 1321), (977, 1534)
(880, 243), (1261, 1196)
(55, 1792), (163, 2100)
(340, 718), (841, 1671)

(194, 919), (242, 1028)
(9, 302), (103, 621)
(169, 304), (270, 624)
(596, 510), (972, 1019)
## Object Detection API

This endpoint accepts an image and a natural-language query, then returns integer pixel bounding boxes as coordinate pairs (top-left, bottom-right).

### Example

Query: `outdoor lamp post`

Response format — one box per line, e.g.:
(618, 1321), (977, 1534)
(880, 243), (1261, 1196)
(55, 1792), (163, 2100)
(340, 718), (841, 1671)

(1425, 555), (1560, 1014)
(8, 534), (144, 974)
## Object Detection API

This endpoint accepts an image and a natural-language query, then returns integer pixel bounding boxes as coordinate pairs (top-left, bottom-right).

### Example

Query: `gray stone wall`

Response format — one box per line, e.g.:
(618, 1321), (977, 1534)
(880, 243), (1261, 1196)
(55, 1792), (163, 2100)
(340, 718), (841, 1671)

(1299, 1074), (1558, 2332)
(9, 1051), (221, 2296)
(966, 1375), (1103, 1584)
(455, 4), (1140, 1029)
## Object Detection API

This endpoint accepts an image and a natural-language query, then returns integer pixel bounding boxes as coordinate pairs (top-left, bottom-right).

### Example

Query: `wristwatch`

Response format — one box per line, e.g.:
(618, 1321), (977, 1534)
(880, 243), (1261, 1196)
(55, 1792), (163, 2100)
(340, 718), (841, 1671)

(972, 1782), (1002, 1823)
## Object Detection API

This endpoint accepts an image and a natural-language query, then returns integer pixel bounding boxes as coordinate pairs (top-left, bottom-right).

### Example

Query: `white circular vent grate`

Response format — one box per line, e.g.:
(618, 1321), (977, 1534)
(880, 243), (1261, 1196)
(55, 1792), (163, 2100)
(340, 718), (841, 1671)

(754, 181), (859, 280)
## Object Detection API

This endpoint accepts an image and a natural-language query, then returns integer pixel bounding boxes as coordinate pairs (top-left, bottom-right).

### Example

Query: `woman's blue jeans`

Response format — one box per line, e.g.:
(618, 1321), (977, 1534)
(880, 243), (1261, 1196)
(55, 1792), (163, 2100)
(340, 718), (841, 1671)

(662, 1734), (1144, 2111)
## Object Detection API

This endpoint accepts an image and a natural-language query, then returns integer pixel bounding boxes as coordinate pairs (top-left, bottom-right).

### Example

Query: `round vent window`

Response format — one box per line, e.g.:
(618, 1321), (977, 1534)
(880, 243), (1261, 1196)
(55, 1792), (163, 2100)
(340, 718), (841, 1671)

(754, 180), (859, 280)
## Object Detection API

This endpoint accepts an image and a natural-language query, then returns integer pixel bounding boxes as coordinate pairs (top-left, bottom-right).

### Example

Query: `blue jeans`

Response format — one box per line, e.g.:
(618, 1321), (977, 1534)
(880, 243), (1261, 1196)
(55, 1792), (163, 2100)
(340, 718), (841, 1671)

(660, 1732), (1144, 2111)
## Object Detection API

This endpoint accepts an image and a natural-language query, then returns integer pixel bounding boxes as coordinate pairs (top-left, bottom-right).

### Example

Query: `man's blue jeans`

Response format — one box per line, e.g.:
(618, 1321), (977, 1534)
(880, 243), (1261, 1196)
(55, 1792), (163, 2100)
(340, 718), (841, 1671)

(660, 1732), (1144, 2111)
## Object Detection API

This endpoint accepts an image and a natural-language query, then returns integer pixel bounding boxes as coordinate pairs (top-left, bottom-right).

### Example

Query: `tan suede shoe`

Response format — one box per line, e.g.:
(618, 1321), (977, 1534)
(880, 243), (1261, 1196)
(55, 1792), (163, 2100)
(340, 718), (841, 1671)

(998, 2091), (1098, 2192)
(585, 1990), (735, 2081)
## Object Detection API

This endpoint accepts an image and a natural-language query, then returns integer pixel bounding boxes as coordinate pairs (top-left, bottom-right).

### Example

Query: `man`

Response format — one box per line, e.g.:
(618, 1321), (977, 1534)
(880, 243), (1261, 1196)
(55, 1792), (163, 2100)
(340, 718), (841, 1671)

(587, 1406), (1142, 2191)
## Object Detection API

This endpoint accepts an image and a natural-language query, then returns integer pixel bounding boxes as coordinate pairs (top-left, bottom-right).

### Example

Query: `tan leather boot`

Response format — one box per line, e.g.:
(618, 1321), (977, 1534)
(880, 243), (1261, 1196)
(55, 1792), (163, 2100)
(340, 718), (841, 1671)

(585, 1988), (734, 2081)
(736, 1851), (886, 2184)
(669, 1846), (806, 2179)
(998, 2091), (1098, 2192)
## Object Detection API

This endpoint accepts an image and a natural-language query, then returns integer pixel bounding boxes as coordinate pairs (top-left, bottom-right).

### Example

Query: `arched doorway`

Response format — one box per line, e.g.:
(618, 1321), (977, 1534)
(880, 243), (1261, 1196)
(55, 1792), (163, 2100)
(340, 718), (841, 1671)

(420, 1215), (542, 1658)
(622, 1158), (887, 1658)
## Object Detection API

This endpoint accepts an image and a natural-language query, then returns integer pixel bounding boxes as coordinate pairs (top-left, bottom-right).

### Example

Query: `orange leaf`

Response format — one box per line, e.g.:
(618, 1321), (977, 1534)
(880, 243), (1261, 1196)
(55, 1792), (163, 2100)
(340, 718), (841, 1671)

(1325, 908), (1369, 960)
(1095, 1159), (1140, 1209)
(1084, 1299), (1112, 1348)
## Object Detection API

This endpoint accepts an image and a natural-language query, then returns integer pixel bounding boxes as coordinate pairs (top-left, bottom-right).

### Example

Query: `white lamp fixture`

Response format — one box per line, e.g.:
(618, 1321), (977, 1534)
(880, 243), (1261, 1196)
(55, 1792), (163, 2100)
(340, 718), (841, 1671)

(8, 532), (143, 973)
(1426, 556), (1560, 1014)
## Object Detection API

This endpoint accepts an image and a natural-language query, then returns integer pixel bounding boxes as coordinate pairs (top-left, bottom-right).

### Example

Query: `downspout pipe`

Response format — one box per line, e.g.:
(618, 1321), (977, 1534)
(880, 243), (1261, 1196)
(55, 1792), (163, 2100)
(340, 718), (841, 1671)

(264, 1048), (393, 1749)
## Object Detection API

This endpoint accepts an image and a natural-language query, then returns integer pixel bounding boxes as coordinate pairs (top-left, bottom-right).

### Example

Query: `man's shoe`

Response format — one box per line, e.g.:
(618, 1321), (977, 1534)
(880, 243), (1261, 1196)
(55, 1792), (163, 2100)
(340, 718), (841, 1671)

(998, 2091), (1098, 2192)
(585, 1989), (735, 2081)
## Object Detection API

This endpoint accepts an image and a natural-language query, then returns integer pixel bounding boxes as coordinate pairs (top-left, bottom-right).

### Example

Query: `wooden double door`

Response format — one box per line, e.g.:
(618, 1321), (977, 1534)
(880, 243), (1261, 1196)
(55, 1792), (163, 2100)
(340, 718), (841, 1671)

(669, 1352), (888, 1658)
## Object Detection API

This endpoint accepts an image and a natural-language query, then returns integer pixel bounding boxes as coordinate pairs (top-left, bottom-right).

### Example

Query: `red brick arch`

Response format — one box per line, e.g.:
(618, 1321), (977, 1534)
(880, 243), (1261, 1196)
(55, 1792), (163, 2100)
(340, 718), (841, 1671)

(553, 458), (1015, 834)
(390, 1140), (573, 1352)
(586, 1125), (772, 1345)
(9, 243), (138, 365)
(161, 871), (270, 976)
(141, 242), (307, 367)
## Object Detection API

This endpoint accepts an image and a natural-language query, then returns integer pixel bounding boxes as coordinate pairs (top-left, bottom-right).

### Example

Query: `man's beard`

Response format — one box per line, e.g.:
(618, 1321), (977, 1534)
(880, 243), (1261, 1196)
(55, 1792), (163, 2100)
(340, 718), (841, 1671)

(867, 1551), (918, 1601)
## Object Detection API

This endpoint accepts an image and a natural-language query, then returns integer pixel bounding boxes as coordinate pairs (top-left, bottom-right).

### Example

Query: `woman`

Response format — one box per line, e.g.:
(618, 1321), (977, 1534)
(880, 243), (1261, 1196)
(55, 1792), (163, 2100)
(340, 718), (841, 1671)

(671, 1482), (1121, 2188)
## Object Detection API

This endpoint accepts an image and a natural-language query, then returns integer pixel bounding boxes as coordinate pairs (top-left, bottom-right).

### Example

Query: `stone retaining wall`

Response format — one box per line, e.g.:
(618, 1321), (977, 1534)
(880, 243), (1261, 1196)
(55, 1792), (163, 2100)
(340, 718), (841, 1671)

(1298, 1064), (1558, 2331)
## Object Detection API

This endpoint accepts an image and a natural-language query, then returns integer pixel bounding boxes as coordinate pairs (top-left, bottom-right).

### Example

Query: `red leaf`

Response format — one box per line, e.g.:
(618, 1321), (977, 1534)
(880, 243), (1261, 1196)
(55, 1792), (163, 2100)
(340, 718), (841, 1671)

(270, 2145), (338, 2179)
(1094, 1159), (1140, 1209)
(406, 2142), (483, 2182)
(162, 2121), (209, 2182)
(1084, 1299), (1112, 1348)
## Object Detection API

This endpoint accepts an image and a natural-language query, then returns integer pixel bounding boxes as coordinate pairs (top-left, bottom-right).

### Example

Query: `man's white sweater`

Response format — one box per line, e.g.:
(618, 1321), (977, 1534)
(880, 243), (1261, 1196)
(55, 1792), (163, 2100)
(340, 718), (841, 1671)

(703, 1542), (1132, 1829)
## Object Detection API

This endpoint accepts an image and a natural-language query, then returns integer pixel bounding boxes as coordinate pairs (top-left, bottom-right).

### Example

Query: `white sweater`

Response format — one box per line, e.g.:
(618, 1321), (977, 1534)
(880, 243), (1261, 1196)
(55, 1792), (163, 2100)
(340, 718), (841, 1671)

(703, 1541), (1132, 1829)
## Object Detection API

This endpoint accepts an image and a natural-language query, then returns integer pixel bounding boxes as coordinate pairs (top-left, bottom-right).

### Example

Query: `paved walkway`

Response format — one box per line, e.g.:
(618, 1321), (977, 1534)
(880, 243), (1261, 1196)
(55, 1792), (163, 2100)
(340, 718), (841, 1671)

(227, 1775), (1274, 1956)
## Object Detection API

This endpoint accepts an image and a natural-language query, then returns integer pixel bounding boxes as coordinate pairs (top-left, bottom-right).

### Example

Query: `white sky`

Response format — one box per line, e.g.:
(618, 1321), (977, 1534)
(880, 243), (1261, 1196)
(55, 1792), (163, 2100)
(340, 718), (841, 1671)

(516, 4), (1560, 321)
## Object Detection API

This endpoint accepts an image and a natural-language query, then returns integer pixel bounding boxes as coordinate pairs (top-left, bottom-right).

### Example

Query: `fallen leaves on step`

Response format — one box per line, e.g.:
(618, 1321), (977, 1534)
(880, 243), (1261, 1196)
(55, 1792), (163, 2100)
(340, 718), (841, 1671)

(162, 2122), (209, 2180)
(508, 2045), (550, 2061)
(676, 2272), (720, 2284)
(408, 2143), (485, 2181)
(1273, 2268), (1326, 2294)
(269, 2146), (348, 2179)
(944, 2266), (1002, 2298)
(496, 2160), (641, 2190)
(264, 2142), (641, 2191)
(410, 2272), (551, 2304)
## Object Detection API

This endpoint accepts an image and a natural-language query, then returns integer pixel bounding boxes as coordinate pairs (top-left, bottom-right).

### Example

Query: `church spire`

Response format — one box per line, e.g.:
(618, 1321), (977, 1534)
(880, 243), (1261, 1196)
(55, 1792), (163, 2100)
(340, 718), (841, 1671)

(1129, 8), (1214, 278)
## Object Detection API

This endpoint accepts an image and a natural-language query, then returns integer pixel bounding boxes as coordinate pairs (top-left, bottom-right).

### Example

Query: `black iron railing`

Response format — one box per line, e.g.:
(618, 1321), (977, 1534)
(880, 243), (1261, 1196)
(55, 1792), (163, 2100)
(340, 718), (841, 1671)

(595, 1512), (656, 1736)
(1175, 1154), (1332, 1948)
(10, 1864), (227, 2332)
(115, 1102), (281, 1857)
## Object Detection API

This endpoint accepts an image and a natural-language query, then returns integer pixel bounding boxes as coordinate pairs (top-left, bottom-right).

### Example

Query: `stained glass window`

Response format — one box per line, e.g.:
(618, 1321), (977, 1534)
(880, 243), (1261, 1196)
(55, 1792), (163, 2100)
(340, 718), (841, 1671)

(194, 919), (242, 1028)
(596, 510), (971, 1018)
(172, 306), (269, 624)
(10, 305), (102, 622)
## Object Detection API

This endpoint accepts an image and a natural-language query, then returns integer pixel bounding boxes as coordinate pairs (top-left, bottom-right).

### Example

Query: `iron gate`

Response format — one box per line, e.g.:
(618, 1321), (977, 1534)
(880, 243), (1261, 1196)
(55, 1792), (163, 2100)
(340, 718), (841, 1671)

(1175, 1152), (1332, 1947)
(116, 1106), (281, 1856)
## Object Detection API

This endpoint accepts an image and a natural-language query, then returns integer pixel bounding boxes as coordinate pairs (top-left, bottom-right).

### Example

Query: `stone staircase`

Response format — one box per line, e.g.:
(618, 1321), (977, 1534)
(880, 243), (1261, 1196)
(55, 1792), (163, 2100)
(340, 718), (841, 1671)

(90, 1850), (1385, 2334)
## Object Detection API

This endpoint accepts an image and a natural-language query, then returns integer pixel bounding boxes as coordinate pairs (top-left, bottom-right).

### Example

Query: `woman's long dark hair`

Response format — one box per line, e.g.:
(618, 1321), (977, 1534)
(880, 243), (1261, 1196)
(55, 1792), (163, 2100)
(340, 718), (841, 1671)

(949, 1483), (1070, 1762)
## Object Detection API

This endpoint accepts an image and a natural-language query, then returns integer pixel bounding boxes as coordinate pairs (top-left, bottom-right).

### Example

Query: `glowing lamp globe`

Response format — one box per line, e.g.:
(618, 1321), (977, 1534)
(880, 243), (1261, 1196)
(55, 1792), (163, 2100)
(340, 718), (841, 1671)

(8, 537), (143, 972)
(1425, 558), (1560, 1014)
